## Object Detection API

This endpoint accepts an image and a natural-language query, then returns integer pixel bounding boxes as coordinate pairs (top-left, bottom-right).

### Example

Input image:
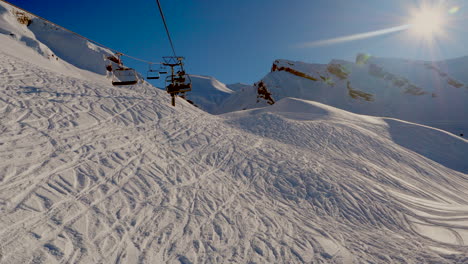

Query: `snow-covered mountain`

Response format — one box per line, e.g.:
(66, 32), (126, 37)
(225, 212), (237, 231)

(185, 75), (234, 113)
(226, 82), (253, 92)
(1, 1), (468, 263)
(219, 56), (468, 136)
(0, 2), (116, 78)
(185, 77), (266, 114)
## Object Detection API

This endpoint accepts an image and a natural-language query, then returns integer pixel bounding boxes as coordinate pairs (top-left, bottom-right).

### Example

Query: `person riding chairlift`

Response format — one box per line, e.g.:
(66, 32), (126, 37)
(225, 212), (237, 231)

(175, 70), (186, 83)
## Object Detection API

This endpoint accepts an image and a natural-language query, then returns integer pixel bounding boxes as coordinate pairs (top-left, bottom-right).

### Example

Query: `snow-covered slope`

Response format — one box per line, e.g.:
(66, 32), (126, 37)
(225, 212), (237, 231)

(227, 82), (253, 92)
(432, 56), (468, 85)
(1, 2), (468, 263)
(0, 3), (53, 59)
(217, 82), (273, 114)
(220, 56), (468, 136)
(185, 75), (234, 113)
(27, 20), (115, 76)
(0, 0), (138, 90)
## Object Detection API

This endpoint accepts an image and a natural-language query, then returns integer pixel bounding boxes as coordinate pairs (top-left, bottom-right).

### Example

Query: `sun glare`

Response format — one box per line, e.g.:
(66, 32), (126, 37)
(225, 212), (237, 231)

(409, 7), (446, 38)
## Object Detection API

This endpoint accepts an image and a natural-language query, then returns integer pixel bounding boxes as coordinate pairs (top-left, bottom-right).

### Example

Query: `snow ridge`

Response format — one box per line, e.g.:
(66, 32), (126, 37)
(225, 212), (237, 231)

(185, 75), (233, 113)
(219, 57), (468, 136)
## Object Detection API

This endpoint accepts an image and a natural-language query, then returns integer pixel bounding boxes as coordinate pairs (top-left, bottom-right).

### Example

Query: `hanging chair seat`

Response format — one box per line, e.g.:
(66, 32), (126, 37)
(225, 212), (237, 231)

(113, 68), (138, 86)
(147, 64), (162, 80)
(112, 80), (138, 86)
(147, 72), (160, 80)
(165, 74), (192, 94)
(177, 83), (192, 92)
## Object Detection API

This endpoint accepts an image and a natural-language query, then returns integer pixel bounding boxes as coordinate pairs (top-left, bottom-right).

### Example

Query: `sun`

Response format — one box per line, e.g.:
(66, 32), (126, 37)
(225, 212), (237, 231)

(408, 7), (446, 38)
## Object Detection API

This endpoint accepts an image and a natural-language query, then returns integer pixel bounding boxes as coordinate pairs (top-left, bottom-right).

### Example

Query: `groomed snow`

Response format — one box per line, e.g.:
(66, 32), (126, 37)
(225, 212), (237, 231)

(1, 2), (468, 263)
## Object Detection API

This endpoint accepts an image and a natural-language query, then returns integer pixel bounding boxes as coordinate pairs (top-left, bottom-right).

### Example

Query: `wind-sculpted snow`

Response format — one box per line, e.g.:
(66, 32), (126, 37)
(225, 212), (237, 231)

(2, 2), (468, 262)
(0, 3), (54, 59)
(27, 20), (114, 76)
(1, 49), (468, 263)
(385, 119), (468, 174)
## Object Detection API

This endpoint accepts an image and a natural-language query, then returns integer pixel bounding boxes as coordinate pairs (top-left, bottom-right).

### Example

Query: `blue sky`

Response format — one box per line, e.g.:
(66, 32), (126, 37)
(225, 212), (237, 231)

(7, 0), (468, 85)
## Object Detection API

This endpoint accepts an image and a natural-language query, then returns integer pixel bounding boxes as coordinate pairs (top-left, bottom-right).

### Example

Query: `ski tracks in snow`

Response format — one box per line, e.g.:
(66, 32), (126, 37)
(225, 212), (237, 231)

(1, 52), (468, 263)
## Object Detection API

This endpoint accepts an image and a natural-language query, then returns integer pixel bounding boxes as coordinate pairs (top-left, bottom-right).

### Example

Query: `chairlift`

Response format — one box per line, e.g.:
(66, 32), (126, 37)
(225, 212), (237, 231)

(159, 67), (168, 75)
(175, 71), (191, 91)
(112, 67), (139, 86)
(165, 73), (192, 94)
(147, 64), (160, 80)
(175, 76), (186, 83)
(161, 56), (192, 106)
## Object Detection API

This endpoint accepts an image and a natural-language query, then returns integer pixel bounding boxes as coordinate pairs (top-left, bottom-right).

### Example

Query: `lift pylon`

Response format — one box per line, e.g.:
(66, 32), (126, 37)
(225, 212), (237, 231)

(162, 56), (192, 106)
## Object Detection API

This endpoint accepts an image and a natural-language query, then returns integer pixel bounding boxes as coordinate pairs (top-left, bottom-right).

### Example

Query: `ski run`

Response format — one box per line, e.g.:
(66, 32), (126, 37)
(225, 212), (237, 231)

(1, 1), (468, 263)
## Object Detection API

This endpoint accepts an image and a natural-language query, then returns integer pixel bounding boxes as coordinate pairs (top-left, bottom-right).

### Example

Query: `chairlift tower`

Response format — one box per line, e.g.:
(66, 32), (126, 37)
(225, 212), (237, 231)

(162, 56), (192, 106)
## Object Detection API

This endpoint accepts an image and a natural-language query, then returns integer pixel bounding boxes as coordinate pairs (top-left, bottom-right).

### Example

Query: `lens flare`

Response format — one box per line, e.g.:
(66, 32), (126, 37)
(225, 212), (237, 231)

(449, 6), (460, 14)
(408, 7), (446, 37)
(299, 25), (409, 47)
(297, 3), (454, 49)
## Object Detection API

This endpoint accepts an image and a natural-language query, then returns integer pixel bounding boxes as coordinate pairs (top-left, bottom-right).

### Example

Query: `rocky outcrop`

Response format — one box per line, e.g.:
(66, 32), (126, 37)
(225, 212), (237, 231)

(347, 81), (374, 101)
(367, 63), (428, 96)
(327, 63), (349, 80)
(356, 53), (372, 65)
(255, 81), (275, 105)
(272, 61), (318, 81)
(13, 10), (31, 26)
(404, 85), (427, 96)
(422, 63), (465, 89)
(448, 78), (464, 88)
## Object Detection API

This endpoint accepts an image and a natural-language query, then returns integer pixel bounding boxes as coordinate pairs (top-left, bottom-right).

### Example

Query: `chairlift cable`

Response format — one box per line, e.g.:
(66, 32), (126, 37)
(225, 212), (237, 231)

(155, 0), (177, 58)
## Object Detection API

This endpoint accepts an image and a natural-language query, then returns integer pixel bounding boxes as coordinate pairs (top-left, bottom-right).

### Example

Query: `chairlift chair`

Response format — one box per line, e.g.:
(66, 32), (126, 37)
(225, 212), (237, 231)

(175, 76), (186, 83)
(177, 77), (192, 93)
(112, 67), (139, 86)
(159, 67), (168, 75)
(165, 75), (177, 94)
(161, 56), (191, 106)
(147, 64), (161, 80)
(165, 74), (192, 94)
(175, 71), (191, 92)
